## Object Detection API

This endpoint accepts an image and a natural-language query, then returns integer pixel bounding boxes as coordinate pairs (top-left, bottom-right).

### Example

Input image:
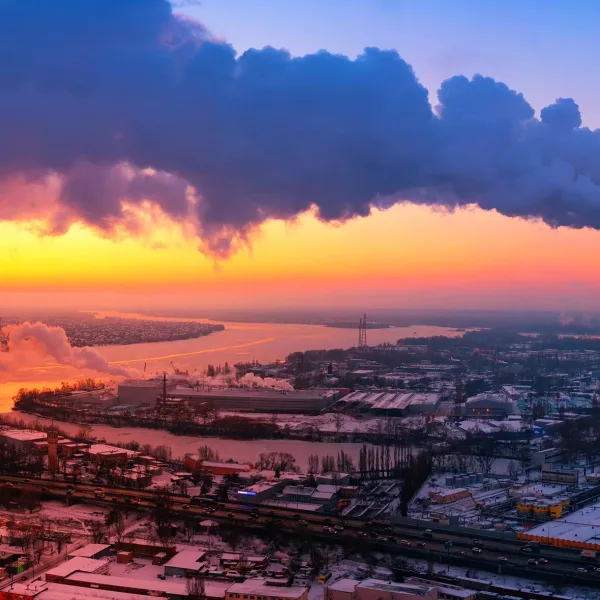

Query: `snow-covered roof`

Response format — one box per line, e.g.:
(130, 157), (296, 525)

(227, 578), (307, 599)
(164, 549), (206, 570)
(46, 557), (108, 578)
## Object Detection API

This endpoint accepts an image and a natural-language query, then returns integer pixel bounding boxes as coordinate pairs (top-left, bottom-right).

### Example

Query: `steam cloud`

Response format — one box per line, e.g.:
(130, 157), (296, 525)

(194, 372), (294, 391)
(2, 0), (600, 255)
(2, 322), (136, 377)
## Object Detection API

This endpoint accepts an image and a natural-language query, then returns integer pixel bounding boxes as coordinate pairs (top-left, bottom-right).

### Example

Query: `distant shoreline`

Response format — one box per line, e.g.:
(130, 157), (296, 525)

(324, 322), (392, 329)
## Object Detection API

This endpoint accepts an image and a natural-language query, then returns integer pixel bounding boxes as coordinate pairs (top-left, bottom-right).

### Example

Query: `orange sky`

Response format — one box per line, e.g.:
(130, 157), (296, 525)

(2, 203), (600, 311)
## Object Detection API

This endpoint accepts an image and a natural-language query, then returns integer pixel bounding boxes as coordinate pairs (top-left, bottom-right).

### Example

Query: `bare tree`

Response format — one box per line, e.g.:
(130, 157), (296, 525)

(187, 576), (206, 600)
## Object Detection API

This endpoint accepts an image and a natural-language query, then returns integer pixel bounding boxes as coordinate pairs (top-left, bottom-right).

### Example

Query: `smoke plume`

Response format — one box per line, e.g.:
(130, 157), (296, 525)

(2, 1), (600, 255)
(195, 372), (294, 391)
(2, 322), (136, 377)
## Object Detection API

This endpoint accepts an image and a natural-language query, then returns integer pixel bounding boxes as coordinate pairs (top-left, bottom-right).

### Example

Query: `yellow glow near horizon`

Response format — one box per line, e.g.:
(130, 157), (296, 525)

(2, 203), (600, 308)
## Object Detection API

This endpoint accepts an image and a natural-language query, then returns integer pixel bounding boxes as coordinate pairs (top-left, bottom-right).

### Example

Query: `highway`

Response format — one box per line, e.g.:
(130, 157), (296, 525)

(1, 474), (600, 587)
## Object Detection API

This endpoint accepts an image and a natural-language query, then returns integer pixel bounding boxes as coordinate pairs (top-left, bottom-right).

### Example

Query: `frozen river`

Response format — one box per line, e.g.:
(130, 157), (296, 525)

(4, 412), (372, 471)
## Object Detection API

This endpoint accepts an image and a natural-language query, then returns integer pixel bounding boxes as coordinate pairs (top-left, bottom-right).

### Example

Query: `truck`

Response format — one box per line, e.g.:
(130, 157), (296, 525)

(581, 549), (597, 561)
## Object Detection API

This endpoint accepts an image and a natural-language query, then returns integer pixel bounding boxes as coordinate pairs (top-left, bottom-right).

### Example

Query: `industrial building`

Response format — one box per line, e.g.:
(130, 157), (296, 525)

(118, 380), (337, 413)
(163, 550), (206, 577)
(326, 578), (439, 600)
(463, 392), (515, 418)
(337, 391), (441, 416)
(184, 456), (250, 475)
(169, 386), (337, 414)
(226, 578), (308, 600)
(0, 429), (47, 452)
(117, 378), (175, 405)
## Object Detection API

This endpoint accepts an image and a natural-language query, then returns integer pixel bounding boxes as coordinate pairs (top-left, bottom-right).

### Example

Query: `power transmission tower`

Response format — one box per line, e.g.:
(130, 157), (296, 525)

(358, 313), (368, 348)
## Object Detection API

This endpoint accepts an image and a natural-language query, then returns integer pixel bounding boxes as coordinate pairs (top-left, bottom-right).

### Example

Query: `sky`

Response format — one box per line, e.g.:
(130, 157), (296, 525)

(3, 0), (600, 312)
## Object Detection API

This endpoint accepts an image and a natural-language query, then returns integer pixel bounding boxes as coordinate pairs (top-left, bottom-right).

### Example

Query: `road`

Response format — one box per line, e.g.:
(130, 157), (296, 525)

(1, 474), (599, 587)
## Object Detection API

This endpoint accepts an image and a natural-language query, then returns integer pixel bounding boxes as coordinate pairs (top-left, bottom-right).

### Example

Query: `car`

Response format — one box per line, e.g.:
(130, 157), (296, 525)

(41, 487), (49, 493)
(521, 546), (533, 553)
(416, 542), (426, 548)
(182, 503), (190, 510)
(472, 539), (483, 547)
(157, 574), (166, 580)
(528, 559), (539, 566)
(472, 547), (482, 554)
(399, 540), (412, 546)
(299, 519), (308, 526)
(323, 526), (332, 533)
(333, 525), (344, 532)
(577, 567), (588, 573)
(385, 526), (394, 532)
(498, 557), (508, 563)
(358, 531), (368, 537)
(423, 529), (433, 538)
(378, 536), (390, 542)
(538, 558), (548, 565)
(5, 482), (13, 488)
(112, 496), (118, 502)
(456, 551), (465, 556)
(227, 512), (235, 518)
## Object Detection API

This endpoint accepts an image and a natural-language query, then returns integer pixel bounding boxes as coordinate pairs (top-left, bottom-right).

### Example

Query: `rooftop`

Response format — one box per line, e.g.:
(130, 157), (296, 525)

(87, 444), (136, 456)
(227, 578), (307, 599)
(68, 544), (110, 558)
(328, 578), (360, 593)
(0, 429), (47, 442)
(46, 557), (108, 578)
(164, 549), (206, 570)
(172, 387), (329, 399)
(357, 579), (434, 597)
(66, 572), (230, 598)
(39, 582), (151, 600)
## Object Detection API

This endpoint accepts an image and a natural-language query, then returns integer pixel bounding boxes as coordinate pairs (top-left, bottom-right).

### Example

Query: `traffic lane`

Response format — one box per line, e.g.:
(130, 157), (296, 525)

(1, 475), (591, 567)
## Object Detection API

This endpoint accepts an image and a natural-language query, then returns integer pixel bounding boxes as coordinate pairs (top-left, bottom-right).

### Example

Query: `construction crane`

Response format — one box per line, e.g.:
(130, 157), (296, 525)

(170, 361), (188, 376)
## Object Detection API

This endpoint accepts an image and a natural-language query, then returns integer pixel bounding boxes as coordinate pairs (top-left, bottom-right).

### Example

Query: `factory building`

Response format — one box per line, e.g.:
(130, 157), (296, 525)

(326, 578), (439, 600)
(184, 456), (250, 475)
(463, 392), (515, 419)
(541, 463), (579, 485)
(85, 444), (137, 466)
(226, 578), (308, 600)
(118, 378), (175, 405)
(339, 391), (441, 416)
(0, 429), (48, 453)
(170, 387), (336, 414)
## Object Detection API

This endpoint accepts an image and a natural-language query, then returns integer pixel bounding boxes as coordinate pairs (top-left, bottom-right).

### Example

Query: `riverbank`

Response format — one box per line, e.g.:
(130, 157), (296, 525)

(3, 411), (374, 470)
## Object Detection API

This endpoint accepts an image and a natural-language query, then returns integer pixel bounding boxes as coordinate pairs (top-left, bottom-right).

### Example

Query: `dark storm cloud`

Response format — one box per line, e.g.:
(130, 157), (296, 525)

(2, 0), (600, 255)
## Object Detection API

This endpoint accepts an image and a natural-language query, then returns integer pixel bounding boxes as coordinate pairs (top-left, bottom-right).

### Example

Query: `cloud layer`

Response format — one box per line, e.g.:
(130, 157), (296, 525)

(2, 0), (600, 255)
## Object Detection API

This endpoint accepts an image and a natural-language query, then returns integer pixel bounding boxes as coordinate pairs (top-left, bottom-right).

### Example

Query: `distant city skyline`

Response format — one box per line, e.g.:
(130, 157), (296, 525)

(2, 0), (600, 310)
